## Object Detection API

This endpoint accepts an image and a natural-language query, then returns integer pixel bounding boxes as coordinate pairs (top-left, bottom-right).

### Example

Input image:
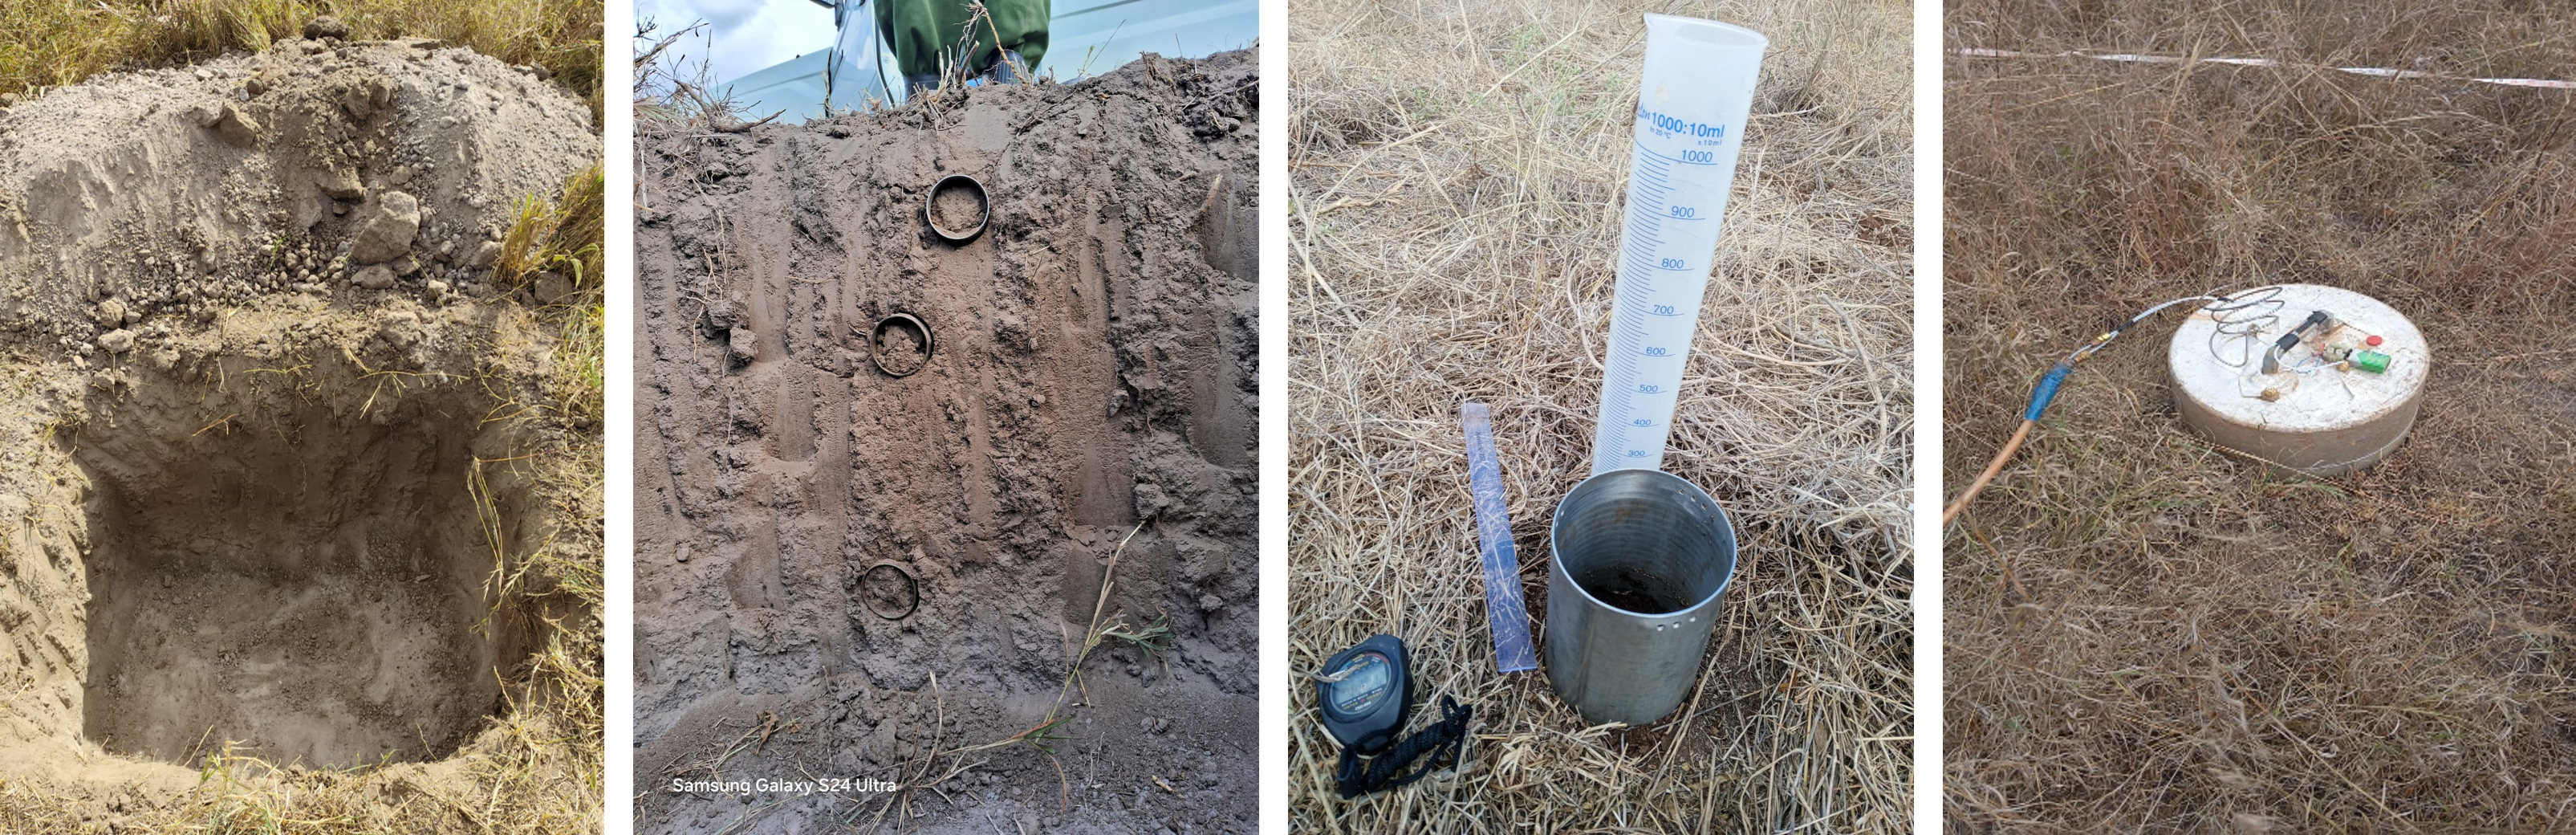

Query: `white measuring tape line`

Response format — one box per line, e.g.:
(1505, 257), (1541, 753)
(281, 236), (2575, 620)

(1955, 47), (2576, 89)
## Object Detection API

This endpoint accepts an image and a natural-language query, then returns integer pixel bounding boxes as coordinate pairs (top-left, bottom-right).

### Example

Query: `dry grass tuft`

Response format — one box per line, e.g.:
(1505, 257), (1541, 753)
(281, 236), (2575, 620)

(493, 164), (608, 422)
(500, 164), (608, 290)
(1945, 2), (2576, 830)
(1289, 0), (1912, 830)
(632, 18), (730, 127)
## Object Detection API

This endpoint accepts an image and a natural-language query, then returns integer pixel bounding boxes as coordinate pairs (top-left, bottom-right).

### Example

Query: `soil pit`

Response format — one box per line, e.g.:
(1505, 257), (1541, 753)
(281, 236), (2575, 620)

(75, 368), (533, 768)
(634, 50), (1257, 833)
(0, 29), (599, 826)
(0, 290), (583, 810)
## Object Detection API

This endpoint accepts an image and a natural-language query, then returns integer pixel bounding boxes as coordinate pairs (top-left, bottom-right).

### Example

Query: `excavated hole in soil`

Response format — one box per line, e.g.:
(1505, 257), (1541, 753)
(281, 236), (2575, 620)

(74, 368), (541, 769)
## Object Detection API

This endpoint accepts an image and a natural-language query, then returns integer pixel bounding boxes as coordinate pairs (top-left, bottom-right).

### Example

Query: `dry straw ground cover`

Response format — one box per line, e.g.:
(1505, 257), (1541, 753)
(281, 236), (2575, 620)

(1945, 2), (2576, 830)
(1289, 0), (1912, 830)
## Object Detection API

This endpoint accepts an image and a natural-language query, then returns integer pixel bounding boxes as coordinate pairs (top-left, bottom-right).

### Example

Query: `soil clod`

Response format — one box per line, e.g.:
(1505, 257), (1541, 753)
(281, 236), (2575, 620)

(320, 166), (364, 200)
(302, 16), (349, 41)
(211, 102), (259, 146)
(351, 191), (423, 264)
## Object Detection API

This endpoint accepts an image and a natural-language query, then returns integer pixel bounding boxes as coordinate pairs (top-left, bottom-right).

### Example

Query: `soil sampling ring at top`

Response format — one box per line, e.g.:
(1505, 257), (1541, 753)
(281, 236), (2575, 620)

(923, 173), (989, 243)
(868, 312), (934, 377)
(859, 563), (920, 620)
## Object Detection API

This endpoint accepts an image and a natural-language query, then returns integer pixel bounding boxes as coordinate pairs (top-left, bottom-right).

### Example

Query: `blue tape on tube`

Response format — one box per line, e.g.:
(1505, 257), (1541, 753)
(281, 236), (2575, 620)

(2023, 361), (2074, 422)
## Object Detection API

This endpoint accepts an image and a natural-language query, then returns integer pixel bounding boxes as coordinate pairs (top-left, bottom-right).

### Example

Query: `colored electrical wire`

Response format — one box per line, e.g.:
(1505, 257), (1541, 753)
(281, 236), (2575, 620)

(2204, 286), (2284, 368)
(1942, 418), (2034, 527)
(1941, 287), (2277, 527)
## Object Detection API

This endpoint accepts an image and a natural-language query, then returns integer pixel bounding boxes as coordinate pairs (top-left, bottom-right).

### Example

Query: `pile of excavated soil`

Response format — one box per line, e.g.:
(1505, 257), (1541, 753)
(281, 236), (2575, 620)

(0, 31), (599, 830)
(633, 50), (1257, 834)
(0, 33), (595, 344)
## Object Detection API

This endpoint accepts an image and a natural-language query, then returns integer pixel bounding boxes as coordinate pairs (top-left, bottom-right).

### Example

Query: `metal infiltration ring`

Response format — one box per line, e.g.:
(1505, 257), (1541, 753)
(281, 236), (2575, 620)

(860, 562), (919, 620)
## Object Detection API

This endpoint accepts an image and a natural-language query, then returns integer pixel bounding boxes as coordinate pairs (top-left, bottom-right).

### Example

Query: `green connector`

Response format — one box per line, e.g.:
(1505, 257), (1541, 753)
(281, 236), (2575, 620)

(2352, 349), (2391, 373)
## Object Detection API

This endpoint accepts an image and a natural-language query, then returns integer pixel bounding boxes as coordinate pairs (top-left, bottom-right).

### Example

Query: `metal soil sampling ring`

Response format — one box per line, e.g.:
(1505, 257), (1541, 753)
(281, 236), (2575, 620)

(868, 312), (933, 377)
(923, 173), (989, 243)
(859, 562), (919, 620)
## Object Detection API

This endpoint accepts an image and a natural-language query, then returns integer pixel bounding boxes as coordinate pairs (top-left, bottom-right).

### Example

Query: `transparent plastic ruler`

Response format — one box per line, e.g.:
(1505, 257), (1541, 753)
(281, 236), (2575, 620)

(1461, 402), (1537, 673)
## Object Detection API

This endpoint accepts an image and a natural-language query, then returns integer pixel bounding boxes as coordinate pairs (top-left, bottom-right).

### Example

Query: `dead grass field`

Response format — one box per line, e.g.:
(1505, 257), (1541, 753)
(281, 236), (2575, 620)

(1289, 0), (1912, 830)
(1944, 2), (2576, 831)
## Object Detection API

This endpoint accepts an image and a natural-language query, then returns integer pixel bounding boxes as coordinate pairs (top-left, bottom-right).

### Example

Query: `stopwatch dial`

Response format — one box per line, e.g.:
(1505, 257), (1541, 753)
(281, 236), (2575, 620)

(1328, 651), (1392, 716)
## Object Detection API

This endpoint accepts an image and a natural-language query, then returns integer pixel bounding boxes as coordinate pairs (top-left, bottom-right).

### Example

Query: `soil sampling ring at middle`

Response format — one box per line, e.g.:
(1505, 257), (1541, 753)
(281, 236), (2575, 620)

(923, 173), (989, 242)
(867, 312), (934, 377)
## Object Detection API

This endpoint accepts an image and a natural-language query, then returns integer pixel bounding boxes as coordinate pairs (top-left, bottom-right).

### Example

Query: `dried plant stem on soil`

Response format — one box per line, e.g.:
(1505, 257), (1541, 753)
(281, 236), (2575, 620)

(863, 520), (1172, 829)
(973, 519), (1161, 749)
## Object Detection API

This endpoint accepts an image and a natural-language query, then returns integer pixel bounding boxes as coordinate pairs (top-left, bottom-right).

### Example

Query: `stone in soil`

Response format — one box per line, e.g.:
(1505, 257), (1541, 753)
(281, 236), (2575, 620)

(320, 166), (364, 200)
(210, 103), (259, 147)
(350, 191), (422, 265)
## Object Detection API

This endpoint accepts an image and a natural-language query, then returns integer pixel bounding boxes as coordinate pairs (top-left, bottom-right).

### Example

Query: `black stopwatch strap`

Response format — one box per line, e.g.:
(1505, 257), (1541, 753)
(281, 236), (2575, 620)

(1335, 696), (1474, 799)
(1331, 726), (1392, 796)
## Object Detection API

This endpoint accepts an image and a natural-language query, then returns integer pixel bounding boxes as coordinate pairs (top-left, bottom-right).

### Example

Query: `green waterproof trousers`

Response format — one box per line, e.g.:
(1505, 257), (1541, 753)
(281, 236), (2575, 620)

(873, 0), (1049, 79)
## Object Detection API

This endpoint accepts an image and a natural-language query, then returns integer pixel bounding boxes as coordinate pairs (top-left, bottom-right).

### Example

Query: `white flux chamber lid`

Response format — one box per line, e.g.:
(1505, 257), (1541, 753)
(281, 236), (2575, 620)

(2167, 283), (2429, 475)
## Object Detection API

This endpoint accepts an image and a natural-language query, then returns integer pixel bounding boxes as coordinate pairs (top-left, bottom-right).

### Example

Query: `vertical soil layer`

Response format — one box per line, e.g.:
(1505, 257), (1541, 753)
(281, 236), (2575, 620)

(633, 50), (1257, 833)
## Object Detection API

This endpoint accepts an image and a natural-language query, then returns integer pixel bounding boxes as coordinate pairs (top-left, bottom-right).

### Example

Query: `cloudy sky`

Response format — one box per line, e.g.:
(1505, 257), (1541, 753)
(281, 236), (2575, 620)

(636, 0), (839, 85)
